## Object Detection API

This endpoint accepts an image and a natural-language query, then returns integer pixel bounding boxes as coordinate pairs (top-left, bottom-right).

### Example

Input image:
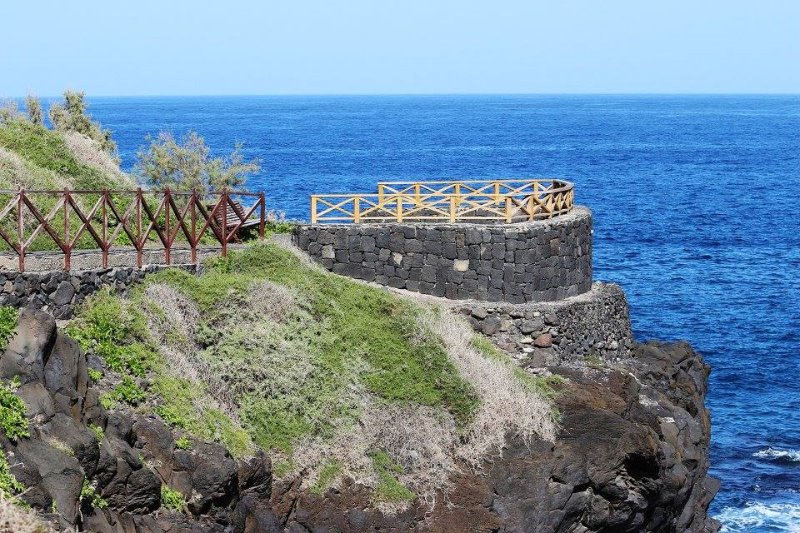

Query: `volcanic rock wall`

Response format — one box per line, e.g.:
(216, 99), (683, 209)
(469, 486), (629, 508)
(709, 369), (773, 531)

(292, 206), (593, 304)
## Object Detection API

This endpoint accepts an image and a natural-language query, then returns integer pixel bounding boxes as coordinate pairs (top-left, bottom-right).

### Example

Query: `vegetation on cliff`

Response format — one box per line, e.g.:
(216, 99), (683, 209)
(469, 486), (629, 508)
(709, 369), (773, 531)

(65, 241), (557, 507)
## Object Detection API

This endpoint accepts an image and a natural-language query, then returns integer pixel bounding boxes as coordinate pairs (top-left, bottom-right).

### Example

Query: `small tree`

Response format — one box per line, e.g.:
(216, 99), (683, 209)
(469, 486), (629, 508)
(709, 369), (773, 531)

(135, 131), (260, 196)
(25, 95), (43, 125)
(49, 90), (117, 157)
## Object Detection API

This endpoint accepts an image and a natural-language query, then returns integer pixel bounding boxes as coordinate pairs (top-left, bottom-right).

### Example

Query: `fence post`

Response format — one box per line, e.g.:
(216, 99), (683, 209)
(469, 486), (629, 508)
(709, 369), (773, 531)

(136, 188), (143, 269)
(414, 183), (421, 206)
(396, 194), (403, 223)
(259, 192), (266, 240)
(63, 189), (71, 271)
(450, 194), (456, 222)
(311, 196), (318, 224)
(101, 189), (109, 268)
(17, 190), (24, 272)
(190, 189), (198, 264)
(221, 188), (228, 257)
(164, 188), (171, 265)
(354, 196), (361, 223)
(505, 196), (512, 223)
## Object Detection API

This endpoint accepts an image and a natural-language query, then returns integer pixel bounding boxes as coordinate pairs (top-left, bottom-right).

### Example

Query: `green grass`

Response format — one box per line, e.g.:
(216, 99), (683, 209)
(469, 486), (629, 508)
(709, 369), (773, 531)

(0, 451), (25, 501)
(370, 450), (414, 503)
(0, 377), (29, 441)
(70, 242), (478, 467)
(175, 436), (192, 450)
(160, 485), (185, 512)
(310, 460), (342, 495)
(80, 478), (108, 510)
(471, 335), (565, 400)
(147, 243), (478, 453)
(0, 119), (117, 191)
(152, 376), (253, 458)
(89, 424), (104, 442)
(0, 306), (19, 352)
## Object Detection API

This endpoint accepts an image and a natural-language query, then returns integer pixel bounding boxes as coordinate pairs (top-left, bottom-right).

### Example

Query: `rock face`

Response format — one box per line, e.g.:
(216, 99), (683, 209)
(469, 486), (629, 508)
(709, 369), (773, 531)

(0, 309), (274, 532)
(269, 340), (720, 532)
(0, 308), (717, 532)
(293, 207), (593, 304)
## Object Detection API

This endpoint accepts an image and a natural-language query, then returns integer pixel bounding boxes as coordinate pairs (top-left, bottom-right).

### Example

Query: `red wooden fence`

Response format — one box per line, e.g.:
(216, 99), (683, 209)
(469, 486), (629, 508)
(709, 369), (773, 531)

(0, 188), (266, 271)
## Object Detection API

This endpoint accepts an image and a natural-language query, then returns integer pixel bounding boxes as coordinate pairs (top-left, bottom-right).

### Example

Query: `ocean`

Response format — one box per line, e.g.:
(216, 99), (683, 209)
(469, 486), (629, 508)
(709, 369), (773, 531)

(84, 95), (800, 532)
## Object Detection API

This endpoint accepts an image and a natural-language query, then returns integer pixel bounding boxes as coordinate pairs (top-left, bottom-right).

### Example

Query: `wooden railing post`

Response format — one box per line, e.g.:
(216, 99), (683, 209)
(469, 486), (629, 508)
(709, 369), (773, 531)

(505, 196), (512, 223)
(164, 188), (172, 265)
(311, 196), (318, 224)
(353, 196), (361, 223)
(136, 188), (143, 269)
(17, 189), (24, 272)
(221, 188), (228, 257)
(378, 184), (385, 207)
(63, 188), (71, 270)
(190, 188), (198, 264)
(101, 189), (109, 268)
(414, 183), (421, 206)
(259, 192), (266, 240)
(396, 194), (403, 222)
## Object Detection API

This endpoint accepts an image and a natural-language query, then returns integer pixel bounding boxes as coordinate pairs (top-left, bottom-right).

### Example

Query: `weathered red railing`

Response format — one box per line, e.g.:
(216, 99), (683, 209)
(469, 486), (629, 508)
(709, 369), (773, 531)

(0, 188), (266, 271)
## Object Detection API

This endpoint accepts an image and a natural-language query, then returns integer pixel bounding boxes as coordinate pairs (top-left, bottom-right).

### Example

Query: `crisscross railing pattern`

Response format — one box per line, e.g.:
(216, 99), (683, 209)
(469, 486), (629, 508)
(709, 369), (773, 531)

(310, 179), (573, 224)
(0, 188), (265, 271)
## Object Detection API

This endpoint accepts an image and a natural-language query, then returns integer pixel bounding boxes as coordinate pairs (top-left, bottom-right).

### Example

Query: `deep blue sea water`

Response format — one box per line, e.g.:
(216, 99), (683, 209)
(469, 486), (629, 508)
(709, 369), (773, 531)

(83, 95), (800, 531)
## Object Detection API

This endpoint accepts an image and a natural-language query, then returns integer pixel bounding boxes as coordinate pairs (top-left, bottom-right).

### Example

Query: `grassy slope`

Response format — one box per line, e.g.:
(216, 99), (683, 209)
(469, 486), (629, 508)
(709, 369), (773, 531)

(0, 119), (130, 191)
(66, 243), (480, 500)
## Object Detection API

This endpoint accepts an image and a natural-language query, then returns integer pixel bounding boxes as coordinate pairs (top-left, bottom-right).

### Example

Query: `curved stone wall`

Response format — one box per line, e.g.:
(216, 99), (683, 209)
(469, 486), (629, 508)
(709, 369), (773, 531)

(292, 206), (592, 303)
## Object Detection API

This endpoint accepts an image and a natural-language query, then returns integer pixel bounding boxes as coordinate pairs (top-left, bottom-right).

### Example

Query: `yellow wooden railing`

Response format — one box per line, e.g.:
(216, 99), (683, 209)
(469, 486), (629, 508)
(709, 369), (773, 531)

(310, 179), (574, 224)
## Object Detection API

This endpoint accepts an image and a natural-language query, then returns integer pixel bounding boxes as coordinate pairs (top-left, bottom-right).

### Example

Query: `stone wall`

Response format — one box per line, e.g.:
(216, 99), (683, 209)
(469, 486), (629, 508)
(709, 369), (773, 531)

(457, 282), (632, 369)
(293, 206), (593, 304)
(0, 264), (197, 319)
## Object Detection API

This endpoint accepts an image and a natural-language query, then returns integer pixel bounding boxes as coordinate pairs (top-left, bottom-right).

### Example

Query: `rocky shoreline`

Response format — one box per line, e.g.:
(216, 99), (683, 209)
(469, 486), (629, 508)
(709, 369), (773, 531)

(0, 301), (719, 532)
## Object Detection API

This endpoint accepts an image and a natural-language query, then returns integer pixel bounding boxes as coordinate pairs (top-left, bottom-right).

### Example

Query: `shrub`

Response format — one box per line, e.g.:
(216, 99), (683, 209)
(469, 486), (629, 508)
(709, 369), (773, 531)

(175, 436), (192, 450)
(0, 307), (19, 352)
(135, 131), (259, 196)
(0, 378), (28, 440)
(160, 485), (185, 512)
(48, 91), (117, 157)
(89, 424), (104, 442)
(80, 479), (108, 509)
(87, 368), (103, 382)
(0, 452), (24, 500)
(24, 96), (42, 126)
(106, 377), (146, 406)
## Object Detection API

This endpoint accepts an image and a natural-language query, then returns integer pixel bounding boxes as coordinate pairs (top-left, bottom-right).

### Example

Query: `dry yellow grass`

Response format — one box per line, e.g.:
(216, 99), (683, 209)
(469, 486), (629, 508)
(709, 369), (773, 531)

(0, 495), (54, 533)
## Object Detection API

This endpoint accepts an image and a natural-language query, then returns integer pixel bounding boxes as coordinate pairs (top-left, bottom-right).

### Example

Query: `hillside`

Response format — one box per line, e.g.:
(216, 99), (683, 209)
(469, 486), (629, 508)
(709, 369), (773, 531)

(0, 113), (134, 192)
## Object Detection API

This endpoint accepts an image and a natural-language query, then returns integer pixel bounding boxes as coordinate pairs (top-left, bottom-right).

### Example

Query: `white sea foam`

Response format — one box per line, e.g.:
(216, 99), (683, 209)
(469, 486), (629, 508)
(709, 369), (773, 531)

(716, 502), (800, 532)
(753, 447), (800, 463)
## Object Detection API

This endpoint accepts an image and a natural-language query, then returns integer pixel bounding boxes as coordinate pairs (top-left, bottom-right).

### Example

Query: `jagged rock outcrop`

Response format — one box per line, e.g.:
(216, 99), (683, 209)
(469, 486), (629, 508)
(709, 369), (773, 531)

(270, 341), (720, 532)
(0, 309), (275, 532)
(0, 308), (717, 532)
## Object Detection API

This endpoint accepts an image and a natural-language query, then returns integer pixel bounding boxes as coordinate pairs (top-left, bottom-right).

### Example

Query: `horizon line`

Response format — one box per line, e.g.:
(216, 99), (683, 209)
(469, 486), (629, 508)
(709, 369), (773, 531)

(5, 91), (800, 99)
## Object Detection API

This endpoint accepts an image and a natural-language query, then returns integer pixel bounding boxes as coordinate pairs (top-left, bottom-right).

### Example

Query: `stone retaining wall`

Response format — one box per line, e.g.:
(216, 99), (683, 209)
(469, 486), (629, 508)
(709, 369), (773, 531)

(293, 206), (592, 303)
(457, 282), (632, 368)
(0, 264), (197, 319)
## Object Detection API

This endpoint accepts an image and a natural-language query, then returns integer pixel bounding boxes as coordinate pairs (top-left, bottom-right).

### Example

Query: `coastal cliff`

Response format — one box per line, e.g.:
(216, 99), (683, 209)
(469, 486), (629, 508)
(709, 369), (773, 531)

(0, 243), (719, 532)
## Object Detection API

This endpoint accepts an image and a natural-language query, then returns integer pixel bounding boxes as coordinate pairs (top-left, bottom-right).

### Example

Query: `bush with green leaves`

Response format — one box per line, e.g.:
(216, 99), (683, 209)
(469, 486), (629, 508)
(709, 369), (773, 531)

(48, 91), (117, 157)
(0, 306), (19, 352)
(160, 485), (185, 512)
(0, 377), (28, 440)
(80, 478), (108, 509)
(0, 451), (24, 500)
(135, 131), (259, 196)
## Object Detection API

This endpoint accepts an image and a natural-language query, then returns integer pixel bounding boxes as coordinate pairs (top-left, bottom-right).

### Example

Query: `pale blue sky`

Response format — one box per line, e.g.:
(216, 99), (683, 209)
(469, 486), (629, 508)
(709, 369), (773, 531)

(2, 0), (798, 96)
